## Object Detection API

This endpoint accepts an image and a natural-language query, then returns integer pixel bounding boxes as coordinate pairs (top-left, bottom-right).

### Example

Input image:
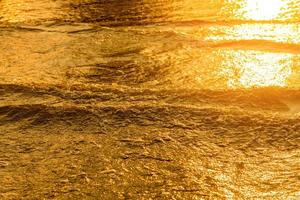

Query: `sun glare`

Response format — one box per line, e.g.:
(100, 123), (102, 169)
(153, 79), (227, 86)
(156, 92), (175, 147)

(239, 53), (292, 87)
(221, 51), (292, 88)
(240, 0), (287, 20)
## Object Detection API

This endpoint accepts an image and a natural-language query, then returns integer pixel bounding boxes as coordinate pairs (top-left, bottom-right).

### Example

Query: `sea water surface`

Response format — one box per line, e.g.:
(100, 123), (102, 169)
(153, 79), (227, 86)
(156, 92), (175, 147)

(0, 0), (300, 199)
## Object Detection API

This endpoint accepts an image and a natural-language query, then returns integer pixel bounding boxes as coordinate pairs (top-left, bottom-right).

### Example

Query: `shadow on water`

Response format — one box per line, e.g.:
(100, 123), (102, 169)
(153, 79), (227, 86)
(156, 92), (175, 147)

(65, 0), (177, 26)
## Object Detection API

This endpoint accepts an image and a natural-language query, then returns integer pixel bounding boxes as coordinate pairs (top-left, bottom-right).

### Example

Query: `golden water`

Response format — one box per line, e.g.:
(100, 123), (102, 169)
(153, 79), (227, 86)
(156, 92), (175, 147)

(0, 0), (299, 199)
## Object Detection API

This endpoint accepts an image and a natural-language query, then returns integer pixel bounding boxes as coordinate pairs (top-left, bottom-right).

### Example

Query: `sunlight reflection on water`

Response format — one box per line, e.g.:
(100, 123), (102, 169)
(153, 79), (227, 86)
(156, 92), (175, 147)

(227, 0), (300, 22)
(220, 51), (293, 88)
(237, 0), (288, 21)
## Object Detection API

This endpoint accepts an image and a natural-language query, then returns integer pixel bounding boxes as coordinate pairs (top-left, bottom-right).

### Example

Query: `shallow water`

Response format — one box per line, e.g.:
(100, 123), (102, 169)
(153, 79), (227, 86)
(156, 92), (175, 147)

(0, 0), (300, 199)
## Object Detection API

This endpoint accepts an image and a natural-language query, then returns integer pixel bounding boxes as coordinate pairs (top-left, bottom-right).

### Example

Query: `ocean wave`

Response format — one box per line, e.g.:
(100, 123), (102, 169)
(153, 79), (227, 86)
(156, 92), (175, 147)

(1, 82), (299, 130)
(0, 102), (299, 150)
(1, 83), (299, 109)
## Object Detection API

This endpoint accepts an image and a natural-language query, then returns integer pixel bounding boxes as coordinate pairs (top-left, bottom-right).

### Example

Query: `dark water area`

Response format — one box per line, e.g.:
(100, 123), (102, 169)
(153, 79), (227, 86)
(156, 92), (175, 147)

(0, 0), (300, 199)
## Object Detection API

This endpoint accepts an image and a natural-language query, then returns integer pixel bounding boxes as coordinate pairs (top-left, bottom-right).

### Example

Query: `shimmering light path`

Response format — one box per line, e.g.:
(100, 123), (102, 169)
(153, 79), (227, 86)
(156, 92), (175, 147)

(238, 0), (288, 20)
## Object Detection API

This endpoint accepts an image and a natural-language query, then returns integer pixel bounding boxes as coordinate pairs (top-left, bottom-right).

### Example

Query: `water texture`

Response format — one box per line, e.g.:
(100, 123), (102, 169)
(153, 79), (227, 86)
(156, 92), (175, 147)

(0, 0), (300, 199)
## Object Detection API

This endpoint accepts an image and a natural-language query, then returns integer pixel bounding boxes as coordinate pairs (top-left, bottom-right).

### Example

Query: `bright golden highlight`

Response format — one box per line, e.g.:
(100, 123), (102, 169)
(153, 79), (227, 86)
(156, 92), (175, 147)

(207, 24), (300, 44)
(221, 51), (292, 88)
(239, 0), (288, 20)
(238, 53), (292, 87)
